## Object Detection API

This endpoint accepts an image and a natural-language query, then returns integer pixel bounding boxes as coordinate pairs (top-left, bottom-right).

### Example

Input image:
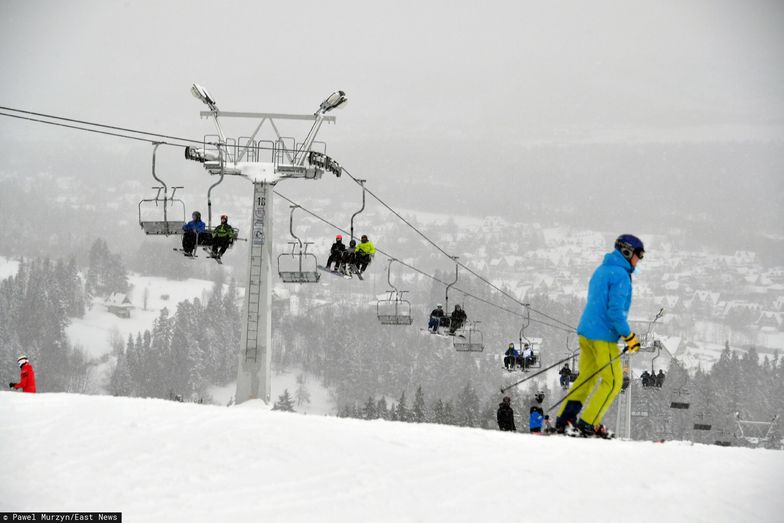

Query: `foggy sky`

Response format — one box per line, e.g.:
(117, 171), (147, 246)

(0, 0), (782, 244)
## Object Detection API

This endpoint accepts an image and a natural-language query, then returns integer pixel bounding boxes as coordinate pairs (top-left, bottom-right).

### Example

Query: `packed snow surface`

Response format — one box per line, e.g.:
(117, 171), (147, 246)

(1, 392), (782, 523)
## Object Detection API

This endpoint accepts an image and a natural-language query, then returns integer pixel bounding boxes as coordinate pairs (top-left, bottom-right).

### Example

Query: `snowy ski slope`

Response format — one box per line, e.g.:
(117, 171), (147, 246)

(1, 392), (782, 523)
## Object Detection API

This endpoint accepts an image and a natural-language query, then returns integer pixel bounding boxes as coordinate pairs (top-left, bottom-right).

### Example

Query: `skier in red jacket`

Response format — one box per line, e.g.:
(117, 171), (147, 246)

(9, 355), (36, 393)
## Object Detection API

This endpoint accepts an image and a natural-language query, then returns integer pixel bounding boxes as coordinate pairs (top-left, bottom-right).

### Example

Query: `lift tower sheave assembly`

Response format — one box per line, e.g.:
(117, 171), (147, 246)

(187, 84), (346, 404)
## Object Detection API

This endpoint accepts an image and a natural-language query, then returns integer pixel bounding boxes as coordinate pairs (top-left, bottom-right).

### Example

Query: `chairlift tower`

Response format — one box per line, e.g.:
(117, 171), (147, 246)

(187, 84), (346, 404)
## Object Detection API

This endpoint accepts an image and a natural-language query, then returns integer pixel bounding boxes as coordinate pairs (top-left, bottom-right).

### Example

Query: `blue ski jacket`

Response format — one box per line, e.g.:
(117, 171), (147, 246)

(529, 409), (543, 430)
(182, 219), (206, 234)
(505, 348), (519, 358)
(576, 250), (634, 342)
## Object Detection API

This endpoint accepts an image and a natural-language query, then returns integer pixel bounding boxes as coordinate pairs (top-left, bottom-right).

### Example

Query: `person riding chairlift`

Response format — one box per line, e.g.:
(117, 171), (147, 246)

(211, 214), (237, 260)
(354, 235), (376, 275)
(449, 304), (467, 335)
(327, 234), (346, 271)
(428, 304), (445, 333)
(181, 211), (206, 256)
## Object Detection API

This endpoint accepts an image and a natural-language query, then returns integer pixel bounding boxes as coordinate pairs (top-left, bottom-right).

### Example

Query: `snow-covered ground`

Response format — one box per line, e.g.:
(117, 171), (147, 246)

(1, 392), (782, 523)
(209, 370), (335, 414)
(66, 274), (216, 359)
(0, 256), (19, 281)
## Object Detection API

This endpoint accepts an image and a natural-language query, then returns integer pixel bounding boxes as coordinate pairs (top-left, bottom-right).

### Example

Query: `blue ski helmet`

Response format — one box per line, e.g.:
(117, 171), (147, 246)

(614, 234), (645, 260)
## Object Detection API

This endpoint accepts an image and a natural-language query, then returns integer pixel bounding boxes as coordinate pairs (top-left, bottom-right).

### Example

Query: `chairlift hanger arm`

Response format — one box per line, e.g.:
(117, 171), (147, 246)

(206, 166), (225, 229)
(350, 180), (366, 242)
(288, 205), (303, 249)
(386, 258), (400, 295)
(519, 303), (531, 342)
(445, 256), (459, 313)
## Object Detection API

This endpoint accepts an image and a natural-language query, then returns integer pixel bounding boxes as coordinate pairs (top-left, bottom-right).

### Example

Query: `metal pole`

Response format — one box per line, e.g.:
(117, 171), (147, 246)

(625, 365), (632, 438)
(236, 181), (274, 404)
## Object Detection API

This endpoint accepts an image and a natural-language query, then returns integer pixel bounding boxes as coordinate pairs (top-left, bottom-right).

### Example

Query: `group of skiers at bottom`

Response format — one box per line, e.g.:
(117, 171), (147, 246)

(497, 391), (555, 434)
(427, 303), (467, 335)
(326, 234), (376, 277)
(8, 355), (36, 393)
(503, 342), (536, 371)
(641, 369), (665, 388)
(181, 211), (238, 260)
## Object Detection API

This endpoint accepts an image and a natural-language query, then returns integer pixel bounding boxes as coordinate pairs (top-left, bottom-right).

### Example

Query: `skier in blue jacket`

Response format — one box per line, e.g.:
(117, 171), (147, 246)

(181, 211), (206, 256)
(556, 234), (644, 438)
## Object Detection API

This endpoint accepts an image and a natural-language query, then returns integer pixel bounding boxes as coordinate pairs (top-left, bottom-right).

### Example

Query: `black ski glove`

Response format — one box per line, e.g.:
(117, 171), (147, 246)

(9, 382), (15, 388)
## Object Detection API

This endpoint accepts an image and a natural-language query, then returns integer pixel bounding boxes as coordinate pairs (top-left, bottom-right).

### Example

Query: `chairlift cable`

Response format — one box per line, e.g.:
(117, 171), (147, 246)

(1, 104), (577, 332)
(273, 189), (574, 333)
(0, 106), (203, 145)
(340, 166), (577, 331)
(0, 111), (185, 146)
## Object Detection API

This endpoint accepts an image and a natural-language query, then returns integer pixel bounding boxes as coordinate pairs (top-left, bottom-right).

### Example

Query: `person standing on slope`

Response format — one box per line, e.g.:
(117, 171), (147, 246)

(497, 396), (516, 432)
(529, 391), (545, 433)
(9, 354), (36, 393)
(555, 234), (644, 438)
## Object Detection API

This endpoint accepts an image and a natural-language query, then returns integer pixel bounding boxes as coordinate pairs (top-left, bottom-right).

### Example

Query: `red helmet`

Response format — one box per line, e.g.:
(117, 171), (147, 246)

(336, 235), (343, 240)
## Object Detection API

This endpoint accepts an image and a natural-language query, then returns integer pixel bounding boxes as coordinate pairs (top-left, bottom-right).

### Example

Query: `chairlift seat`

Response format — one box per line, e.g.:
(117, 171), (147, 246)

(377, 292), (413, 326)
(670, 401), (691, 410)
(454, 324), (484, 352)
(278, 250), (321, 283)
(378, 314), (413, 326)
(693, 423), (712, 431)
(140, 221), (185, 235)
(454, 341), (484, 352)
(279, 271), (321, 283)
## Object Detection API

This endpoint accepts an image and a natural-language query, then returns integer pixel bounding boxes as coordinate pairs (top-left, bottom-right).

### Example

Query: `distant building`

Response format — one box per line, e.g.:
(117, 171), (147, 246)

(105, 292), (133, 319)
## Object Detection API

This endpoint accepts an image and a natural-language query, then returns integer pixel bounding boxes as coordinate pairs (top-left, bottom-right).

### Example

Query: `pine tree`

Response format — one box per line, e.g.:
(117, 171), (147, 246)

(442, 400), (455, 425)
(396, 391), (409, 422)
(273, 389), (296, 412)
(456, 382), (480, 427)
(363, 396), (378, 420)
(376, 397), (389, 420)
(431, 398), (446, 424)
(108, 347), (133, 397)
(413, 386), (426, 423)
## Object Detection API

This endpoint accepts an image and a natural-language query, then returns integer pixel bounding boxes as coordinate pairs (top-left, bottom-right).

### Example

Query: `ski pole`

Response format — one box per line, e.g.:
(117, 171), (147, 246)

(545, 347), (629, 413)
(500, 353), (577, 394)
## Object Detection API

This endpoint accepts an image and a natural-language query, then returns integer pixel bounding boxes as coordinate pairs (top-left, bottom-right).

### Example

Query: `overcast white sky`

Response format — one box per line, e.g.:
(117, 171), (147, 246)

(2, 0), (782, 145)
(0, 0), (782, 244)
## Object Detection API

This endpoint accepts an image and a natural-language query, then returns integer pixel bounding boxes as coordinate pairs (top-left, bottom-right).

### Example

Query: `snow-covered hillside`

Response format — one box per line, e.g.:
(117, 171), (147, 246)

(66, 274), (217, 359)
(1, 392), (782, 523)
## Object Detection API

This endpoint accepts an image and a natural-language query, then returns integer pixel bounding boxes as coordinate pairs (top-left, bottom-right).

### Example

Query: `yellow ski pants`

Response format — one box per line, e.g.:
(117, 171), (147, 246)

(558, 336), (623, 426)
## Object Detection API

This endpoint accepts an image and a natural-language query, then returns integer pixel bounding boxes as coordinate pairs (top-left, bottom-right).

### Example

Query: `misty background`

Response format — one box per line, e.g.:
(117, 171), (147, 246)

(1, 0), (782, 255)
